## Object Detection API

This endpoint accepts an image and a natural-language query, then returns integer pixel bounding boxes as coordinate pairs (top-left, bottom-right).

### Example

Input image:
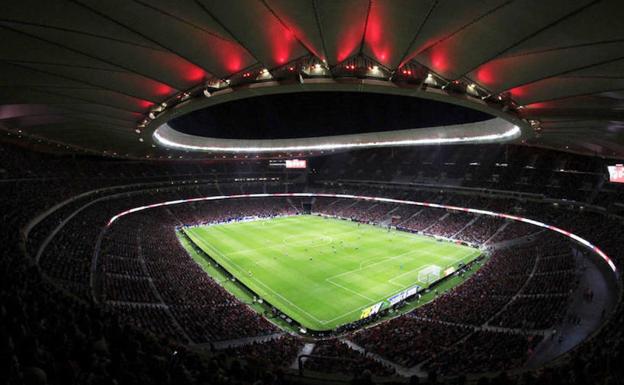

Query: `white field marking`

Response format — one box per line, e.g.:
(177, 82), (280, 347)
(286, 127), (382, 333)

(326, 233), (475, 284)
(323, 249), (481, 325)
(188, 232), (327, 325)
(324, 277), (376, 302)
(210, 225), (362, 257)
(357, 242), (444, 270)
(387, 263), (436, 287)
(244, 249), (472, 326)
(326, 244), (447, 293)
(282, 233), (334, 247)
(374, 246), (456, 288)
(198, 223), (387, 325)
(319, 272), (443, 325)
(191, 222), (395, 326)
(416, 264), (442, 284)
(394, 248), (479, 286)
(355, 234), (453, 269)
(188, 220), (482, 328)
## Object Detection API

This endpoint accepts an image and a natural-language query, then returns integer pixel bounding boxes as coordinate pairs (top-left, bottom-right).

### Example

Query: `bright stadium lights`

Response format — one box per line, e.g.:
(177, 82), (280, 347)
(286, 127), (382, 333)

(148, 112), (156, 120)
(151, 105), (164, 113)
(134, 129), (141, 134)
(424, 73), (436, 86)
(106, 193), (616, 274)
(152, 121), (521, 153)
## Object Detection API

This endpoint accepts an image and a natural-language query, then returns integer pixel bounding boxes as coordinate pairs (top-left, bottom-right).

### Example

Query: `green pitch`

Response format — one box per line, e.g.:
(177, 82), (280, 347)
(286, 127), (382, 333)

(182, 215), (481, 331)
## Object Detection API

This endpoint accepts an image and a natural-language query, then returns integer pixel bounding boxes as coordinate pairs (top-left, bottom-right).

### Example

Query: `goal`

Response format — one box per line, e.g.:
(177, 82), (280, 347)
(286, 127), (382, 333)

(418, 265), (442, 284)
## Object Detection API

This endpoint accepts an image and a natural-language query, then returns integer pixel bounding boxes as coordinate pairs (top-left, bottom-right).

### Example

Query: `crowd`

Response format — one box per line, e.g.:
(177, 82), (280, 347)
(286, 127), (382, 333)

(425, 212), (474, 238)
(303, 339), (395, 377)
(219, 335), (302, 371)
(2, 139), (624, 385)
(352, 317), (472, 367)
(311, 144), (606, 205)
(99, 198), (307, 344)
(423, 331), (543, 376)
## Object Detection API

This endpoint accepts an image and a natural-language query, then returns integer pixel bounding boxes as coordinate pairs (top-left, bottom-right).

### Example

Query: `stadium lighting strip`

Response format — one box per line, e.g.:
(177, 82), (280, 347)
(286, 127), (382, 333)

(152, 124), (520, 153)
(106, 193), (617, 273)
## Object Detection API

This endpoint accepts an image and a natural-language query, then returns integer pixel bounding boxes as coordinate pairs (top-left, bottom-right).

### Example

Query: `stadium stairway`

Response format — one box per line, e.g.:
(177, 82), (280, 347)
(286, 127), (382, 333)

(341, 339), (425, 378)
(524, 250), (618, 368)
(290, 343), (316, 370)
(484, 221), (510, 245)
(201, 332), (285, 350)
(451, 216), (479, 239)
(487, 229), (546, 250)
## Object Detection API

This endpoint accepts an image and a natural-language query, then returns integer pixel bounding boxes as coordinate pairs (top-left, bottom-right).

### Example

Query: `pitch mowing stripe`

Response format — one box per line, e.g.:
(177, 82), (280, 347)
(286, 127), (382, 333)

(184, 215), (481, 331)
(188, 218), (476, 328)
(185, 228), (327, 325)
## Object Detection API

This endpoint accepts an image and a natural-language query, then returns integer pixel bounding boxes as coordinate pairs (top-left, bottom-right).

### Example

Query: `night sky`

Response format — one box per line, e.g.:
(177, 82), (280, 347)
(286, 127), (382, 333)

(169, 92), (493, 140)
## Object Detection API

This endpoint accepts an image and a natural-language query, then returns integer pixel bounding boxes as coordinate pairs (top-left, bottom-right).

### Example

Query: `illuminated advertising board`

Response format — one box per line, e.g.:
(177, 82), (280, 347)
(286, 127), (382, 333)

(388, 285), (421, 306)
(360, 302), (383, 319)
(285, 159), (307, 169)
(608, 164), (624, 183)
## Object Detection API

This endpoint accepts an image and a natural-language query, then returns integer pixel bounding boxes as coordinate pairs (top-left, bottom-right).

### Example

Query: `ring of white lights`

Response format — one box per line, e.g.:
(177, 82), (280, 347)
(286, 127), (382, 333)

(147, 81), (529, 153)
(106, 192), (617, 274)
(154, 118), (520, 153)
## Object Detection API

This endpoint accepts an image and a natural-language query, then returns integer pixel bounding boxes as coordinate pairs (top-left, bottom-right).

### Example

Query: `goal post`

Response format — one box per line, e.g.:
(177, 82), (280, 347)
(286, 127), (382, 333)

(418, 265), (441, 284)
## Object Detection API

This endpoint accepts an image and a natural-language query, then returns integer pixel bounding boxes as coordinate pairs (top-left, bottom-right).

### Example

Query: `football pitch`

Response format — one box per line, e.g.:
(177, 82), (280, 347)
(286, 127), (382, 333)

(182, 215), (481, 331)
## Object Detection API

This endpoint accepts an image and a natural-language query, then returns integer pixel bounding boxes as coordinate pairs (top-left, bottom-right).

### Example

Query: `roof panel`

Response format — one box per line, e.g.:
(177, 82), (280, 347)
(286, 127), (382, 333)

(197, 0), (309, 68)
(264, 0), (327, 60)
(77, 0), (255, 77)
(0, 1), (623, 158)
(1, 21), (207, 90)
(15, 62), (178, 102)
(401, 0), (509, 68)
(513, 77), (624, 105)
(362, 0), (436, 68)
(314, 0), (370, 65)
(413, 0), (595, 79)
(505, 0), (624, 56)
(468, 42), (624, 93)
(3, 0), (162, 50)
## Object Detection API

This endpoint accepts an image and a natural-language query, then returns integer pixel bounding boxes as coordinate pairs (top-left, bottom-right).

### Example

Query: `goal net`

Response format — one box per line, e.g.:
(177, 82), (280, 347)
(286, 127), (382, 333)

(418, 265), (442, 284)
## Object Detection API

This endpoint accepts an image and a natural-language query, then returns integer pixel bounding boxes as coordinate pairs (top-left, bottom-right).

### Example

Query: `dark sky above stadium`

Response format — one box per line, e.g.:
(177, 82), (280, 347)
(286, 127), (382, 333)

(169, 92), (492, 140)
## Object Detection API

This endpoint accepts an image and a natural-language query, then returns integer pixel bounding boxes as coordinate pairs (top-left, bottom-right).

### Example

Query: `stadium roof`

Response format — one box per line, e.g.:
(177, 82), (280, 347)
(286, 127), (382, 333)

(1, 0), (623, 159)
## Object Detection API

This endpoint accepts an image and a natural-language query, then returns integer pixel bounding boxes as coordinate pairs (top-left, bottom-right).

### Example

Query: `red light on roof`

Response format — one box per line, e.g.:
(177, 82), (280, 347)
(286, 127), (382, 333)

(476, 67), (494, 84)
(155, 84), (173, 96)
(187, 67), (205, 82)
(139, 100), (154, 109)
